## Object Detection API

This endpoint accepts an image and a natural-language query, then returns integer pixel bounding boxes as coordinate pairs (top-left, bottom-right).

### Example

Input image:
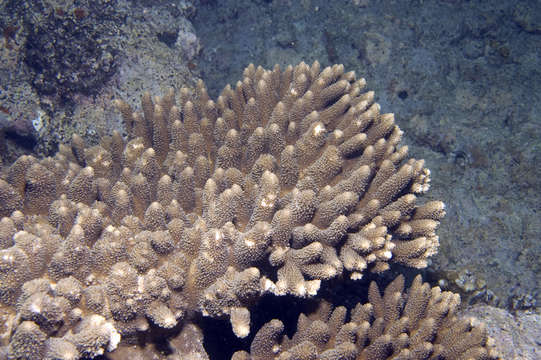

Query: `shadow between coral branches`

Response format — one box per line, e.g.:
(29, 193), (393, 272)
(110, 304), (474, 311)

(202, 265), (425, 360)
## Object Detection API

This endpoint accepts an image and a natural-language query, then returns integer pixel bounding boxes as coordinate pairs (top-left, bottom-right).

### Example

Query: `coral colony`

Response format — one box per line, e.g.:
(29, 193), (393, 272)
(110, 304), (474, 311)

(0, 62), (497, 359)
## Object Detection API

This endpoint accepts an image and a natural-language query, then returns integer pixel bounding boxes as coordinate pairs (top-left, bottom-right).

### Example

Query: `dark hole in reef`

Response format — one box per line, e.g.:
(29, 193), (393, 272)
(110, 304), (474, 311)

(398, 90), (408, 99)
(201, 294), (309, 359)
(157, 31), (178, 48)
(4, 130), (37, 150)
(200, 316), (246, 360)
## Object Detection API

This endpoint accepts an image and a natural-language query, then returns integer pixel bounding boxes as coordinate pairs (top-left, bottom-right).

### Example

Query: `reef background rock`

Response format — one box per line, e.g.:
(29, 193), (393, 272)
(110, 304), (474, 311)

(0, 0), (199, 162)
(460, 304), (541, 360)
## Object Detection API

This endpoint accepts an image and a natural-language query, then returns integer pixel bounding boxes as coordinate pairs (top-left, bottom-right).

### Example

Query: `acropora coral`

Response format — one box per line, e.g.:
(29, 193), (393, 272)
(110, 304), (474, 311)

(234, 275), (498, 360)
(0, 62), (495, 359)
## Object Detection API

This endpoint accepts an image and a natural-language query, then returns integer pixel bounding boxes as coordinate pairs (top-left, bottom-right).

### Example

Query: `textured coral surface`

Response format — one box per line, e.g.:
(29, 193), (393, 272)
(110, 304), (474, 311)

(0, 62), (446, 358)
(235, 275), (498, 360)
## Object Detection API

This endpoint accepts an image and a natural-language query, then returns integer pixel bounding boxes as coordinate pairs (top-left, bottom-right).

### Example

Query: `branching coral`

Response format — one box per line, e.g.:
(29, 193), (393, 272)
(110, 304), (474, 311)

(0, 62), (446, 358)
(233, 275), (499, 360)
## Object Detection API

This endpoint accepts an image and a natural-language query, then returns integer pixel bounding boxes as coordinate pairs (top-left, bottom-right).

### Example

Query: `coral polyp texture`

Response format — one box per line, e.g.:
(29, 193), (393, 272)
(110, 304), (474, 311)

(234, 275), (498, 360)
(0, 62), (445, 358)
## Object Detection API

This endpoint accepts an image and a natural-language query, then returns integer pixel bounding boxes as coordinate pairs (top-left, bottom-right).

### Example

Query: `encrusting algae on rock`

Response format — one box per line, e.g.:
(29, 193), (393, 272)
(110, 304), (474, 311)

(0, 62), (496, 359)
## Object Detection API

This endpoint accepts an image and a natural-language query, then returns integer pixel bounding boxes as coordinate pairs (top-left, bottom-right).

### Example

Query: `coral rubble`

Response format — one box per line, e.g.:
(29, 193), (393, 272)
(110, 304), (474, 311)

(0, 62), (448, 358)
